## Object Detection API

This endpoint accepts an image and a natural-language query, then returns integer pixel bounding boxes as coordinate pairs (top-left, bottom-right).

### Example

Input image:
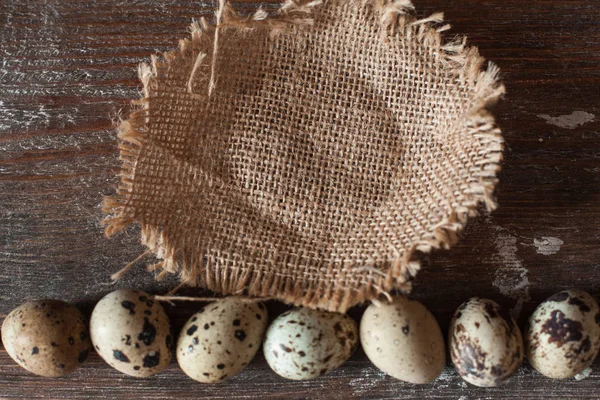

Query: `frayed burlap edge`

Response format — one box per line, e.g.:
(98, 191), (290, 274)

(102, 0), (505, 312)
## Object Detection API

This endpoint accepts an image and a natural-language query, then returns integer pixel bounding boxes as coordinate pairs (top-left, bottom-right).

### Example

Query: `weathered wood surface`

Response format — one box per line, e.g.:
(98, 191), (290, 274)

(0, 0), (599, 398)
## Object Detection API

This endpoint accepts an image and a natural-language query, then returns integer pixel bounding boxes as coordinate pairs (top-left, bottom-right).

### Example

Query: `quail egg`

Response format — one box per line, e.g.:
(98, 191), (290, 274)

(1, 299), (91, 377)
(449, 298), (523, 387)
(263, 308), (357, 380)
(360, 296), (446, 384)
(177, 298), (268, 382)
(526, 289), (599, 379)
(90, 289), (172, 377)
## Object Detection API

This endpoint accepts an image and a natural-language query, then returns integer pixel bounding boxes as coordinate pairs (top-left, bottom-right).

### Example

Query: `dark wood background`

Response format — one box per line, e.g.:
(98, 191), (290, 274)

(1, 0), (599, 398)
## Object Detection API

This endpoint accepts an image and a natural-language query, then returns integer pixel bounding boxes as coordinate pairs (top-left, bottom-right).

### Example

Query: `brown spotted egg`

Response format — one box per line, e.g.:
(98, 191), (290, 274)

(360, 296), (446, 384)
(90, 289), (172, 377)
(449, 298), (523, 387)
(526, 289), (600, 379)
(176, 298), (268, 383)
(1, 300), (91, 377)
(263, 308), (358, 380)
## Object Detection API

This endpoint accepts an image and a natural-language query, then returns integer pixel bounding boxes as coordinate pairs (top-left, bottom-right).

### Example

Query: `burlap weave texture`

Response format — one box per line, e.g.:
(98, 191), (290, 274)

(103, 0), (505, 312)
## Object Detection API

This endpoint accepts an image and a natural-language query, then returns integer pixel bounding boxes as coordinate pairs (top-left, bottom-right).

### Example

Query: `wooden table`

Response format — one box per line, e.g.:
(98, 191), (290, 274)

(1, 0), (599, 398)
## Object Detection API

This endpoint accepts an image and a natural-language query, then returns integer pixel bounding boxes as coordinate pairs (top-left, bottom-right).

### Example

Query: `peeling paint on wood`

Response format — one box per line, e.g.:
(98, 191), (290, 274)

(534, 237), (564, 256)
(491, 229), (531, 319)
(537, 111), (596, 130)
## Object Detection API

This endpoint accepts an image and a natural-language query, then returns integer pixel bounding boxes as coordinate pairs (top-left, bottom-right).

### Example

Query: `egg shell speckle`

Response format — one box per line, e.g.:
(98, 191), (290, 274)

(526, 289), (600, 379)
(90, 289), (172, 377)
(1, 300), (91, 377)
(449, 298), (523, 387)
(263, 308), (357, 380)
(176, 298), (268, 383)
(360, 296), (445, 384)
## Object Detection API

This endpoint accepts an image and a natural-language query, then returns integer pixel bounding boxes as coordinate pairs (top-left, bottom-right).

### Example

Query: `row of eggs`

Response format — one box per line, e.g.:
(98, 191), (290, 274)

(1, 288), (599, 386)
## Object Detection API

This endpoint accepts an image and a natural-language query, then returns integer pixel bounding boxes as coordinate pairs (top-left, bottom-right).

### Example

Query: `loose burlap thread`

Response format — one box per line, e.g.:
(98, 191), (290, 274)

(103, 0), (505, 312)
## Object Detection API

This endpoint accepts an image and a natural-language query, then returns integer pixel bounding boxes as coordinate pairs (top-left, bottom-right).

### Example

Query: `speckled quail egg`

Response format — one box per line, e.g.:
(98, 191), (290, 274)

(360, 296), (445, 384)
(449, 298), (523, 387)
(176, 298), (268, 383)
(1, 300), (91, 377)
(526, 289), (600, 379)
(263, 308), (358, 380)
(90, 289), (172, 377)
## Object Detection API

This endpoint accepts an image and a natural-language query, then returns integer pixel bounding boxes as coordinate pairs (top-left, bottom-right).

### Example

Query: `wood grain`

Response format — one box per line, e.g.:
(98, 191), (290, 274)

(1, 0), (599, 398)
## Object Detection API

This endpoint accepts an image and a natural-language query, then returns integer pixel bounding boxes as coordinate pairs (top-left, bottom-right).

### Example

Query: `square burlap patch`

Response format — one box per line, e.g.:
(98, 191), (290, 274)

(103, 0), (504, 312)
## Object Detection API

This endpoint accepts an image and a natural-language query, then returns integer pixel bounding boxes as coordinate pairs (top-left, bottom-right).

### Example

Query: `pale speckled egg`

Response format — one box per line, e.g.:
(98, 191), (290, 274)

(1, 300), (91, 377)
(176, 298), (268, 383)
(360, 296), (445, 384)
(526, 289), (600, 379)
(449, 298), (523, 387)
(90, 289), (172, 377)
(263, 308), (357, 380)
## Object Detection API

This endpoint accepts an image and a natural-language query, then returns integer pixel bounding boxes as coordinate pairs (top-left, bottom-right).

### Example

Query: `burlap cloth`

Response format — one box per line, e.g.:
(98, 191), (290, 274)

(103, 0), (505, 312)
